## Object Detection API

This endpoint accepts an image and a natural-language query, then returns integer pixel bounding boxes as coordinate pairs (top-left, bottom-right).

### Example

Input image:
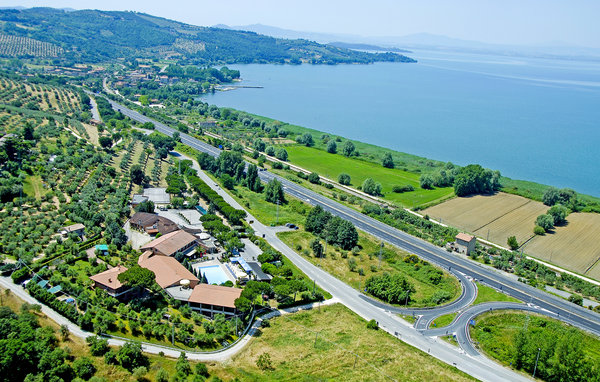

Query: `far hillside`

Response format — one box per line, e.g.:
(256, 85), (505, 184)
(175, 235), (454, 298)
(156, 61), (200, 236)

(0, 8), (416, 65)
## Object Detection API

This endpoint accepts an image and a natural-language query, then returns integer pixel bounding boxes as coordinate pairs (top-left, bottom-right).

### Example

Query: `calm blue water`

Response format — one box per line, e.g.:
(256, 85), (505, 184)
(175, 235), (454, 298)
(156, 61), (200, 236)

(203, 51), (600, 196)
(198, 265), (230, 285)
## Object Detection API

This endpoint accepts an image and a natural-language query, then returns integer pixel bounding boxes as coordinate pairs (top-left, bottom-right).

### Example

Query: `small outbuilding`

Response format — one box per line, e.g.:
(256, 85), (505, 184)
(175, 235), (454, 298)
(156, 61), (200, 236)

(455, 233), (477, 255)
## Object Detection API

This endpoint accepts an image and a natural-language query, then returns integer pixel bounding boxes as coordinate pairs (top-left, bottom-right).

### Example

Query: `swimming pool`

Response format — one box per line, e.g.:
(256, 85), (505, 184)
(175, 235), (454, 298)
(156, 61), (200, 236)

(198, 265), (231, 285)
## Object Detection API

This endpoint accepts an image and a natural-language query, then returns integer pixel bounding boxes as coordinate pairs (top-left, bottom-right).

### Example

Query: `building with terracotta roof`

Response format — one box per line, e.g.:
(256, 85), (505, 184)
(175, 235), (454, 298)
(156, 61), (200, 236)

(455, 233), (477, 255)
(89, 266), (131, 298)
(140, 229), (201, 257)
(129, 212), (179, 236)
(187, 284), (242, 318)
(138, 251), (199, 289)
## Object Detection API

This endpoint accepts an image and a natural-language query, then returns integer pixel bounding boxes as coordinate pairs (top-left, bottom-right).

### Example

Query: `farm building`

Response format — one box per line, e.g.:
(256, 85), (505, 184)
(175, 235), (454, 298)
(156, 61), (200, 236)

(89, 266), (131, 298)
(187, 284), (242, 318)
(129, 211), (179, 236)
(140, 229), (204, 257)
(455, 233), (477, 255)
(138, 251), (199, 289)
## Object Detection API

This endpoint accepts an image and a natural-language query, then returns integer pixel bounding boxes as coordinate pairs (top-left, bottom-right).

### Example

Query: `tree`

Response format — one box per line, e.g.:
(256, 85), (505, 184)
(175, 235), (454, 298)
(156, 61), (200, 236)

(117, 266), (156, 290)
(382, 153), (394, 168)
(275, 148), (288, 161)
(326, 140), (337, 153)
(310, 239), (323, 258)
(507, 236), (519, 250)
(195, 363), (209, 377)
(420, 174), (434, 189)
(176, 352), (192, 376)
(366, 319), (379, 330)
(132, 366), (148, 381)
(98, 136), (112, 149)
(536, 214), (554, 232)
(308, 172), (320, 184)
(155, 368), (170, 382)
(341, 141), (355, 157)
(216, 151), (243, 177)
(86, 336), (109, 356)
(135, 200), (155, 213)
(336, 220), (359, 250)
(264, 179), (285, 204)
(73, 357), (96, 380)
(338, 173), (351, 185)
(60, 324), (69, 341)
(362, 178), (382, 196)
(365, 273), (415, 304)
(305, 205), (331, 234)
(542, 187), (560, 206)
(568, 294), (583, 306)
(256, 353), (274, 371)
(130, 165), (145, 184)
(116, 341), (149, 371)
(533, 225), (545, 235)
(265, 146), (275, 156)
(547, 204), (568, 225)
(253, 138), (266, 152)
(296, 133), (314, 146)
(453, 164), (500, 196)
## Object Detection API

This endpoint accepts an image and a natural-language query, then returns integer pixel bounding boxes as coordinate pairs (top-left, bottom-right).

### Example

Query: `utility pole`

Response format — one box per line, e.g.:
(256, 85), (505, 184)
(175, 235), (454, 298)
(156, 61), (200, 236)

(379, 242), (383, 269)
(533, 347), (541, 378)
(276, 200), (279, 225)
(405, 290), (410, 307)
(314, 332), (318, 347)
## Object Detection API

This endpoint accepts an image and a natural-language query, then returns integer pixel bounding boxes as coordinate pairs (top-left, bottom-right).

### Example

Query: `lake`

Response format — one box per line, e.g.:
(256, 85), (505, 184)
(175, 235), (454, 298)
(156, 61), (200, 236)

(202, 50), (600, 196)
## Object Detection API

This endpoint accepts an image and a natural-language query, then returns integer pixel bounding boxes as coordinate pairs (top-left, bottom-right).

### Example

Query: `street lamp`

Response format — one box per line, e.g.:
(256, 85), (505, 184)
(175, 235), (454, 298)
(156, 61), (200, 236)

(533, 347), (541, 378)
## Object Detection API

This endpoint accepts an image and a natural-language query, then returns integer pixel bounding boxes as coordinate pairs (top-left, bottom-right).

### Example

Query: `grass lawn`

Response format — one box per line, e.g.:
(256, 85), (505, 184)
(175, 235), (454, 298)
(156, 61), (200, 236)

(23, 175), (47, 199)
(213, 303), (476, 382)
(229, 184), (311, 227)
(473, 283), (521, 305)
(277, 230), (460, 307)
(429, 312), (457, 329)
(284, 145), (454, 208)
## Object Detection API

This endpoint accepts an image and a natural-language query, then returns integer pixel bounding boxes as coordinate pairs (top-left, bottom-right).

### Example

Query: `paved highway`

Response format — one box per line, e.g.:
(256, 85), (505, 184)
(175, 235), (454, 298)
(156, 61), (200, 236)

(109, 98), (600, 380)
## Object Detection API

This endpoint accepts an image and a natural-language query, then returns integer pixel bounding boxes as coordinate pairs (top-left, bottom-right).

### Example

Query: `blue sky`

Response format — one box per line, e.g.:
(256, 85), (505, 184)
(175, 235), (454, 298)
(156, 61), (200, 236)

(10, 0), (600, 48)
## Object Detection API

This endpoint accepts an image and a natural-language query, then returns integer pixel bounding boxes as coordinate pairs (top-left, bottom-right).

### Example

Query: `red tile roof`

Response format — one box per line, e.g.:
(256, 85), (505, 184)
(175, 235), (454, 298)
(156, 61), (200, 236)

(188, 284), (242, 309)
(456, 233), (476, 242)
(89, 266), (128, 290)
(138, 251), (198, 289)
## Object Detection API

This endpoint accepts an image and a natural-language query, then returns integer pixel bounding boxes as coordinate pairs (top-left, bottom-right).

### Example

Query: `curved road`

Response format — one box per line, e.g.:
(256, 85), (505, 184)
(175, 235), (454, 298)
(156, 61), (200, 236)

(107, 98), (600, 381)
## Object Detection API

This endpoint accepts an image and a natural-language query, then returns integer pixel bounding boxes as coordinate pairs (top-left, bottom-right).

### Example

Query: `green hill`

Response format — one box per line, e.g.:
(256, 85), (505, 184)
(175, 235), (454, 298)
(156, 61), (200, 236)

(0, 7), (416, 65)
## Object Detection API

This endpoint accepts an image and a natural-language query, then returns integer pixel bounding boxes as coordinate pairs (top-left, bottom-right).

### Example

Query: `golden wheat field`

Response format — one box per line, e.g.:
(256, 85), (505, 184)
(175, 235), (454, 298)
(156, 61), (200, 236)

(525, 212), (600, 278)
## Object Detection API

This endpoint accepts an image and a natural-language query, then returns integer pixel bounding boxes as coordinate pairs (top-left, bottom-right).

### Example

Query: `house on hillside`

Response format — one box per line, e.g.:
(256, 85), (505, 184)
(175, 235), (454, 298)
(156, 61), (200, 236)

(454, 233), (477, 255)
(140, 229), (204, 257)
(129, 211), (178, 236)
(89, 266), (131, 298)
(138, 251), (199, 290)
(60, 223), (85, 238)
(187, 284), (242, 318)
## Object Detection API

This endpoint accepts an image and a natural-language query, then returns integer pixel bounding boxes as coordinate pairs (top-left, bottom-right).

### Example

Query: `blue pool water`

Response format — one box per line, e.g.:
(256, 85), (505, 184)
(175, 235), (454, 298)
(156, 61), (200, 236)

(198, 265), (230, 285)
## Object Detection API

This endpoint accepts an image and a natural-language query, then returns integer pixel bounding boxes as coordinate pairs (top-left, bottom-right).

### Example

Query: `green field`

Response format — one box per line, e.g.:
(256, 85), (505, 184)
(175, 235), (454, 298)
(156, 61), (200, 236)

(284, 145), (454, 208)
(278, 230), (460, 307)
(473, 283), (521, 305)
(213, 304), (476, 382)
(23, 175), (47, 199)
